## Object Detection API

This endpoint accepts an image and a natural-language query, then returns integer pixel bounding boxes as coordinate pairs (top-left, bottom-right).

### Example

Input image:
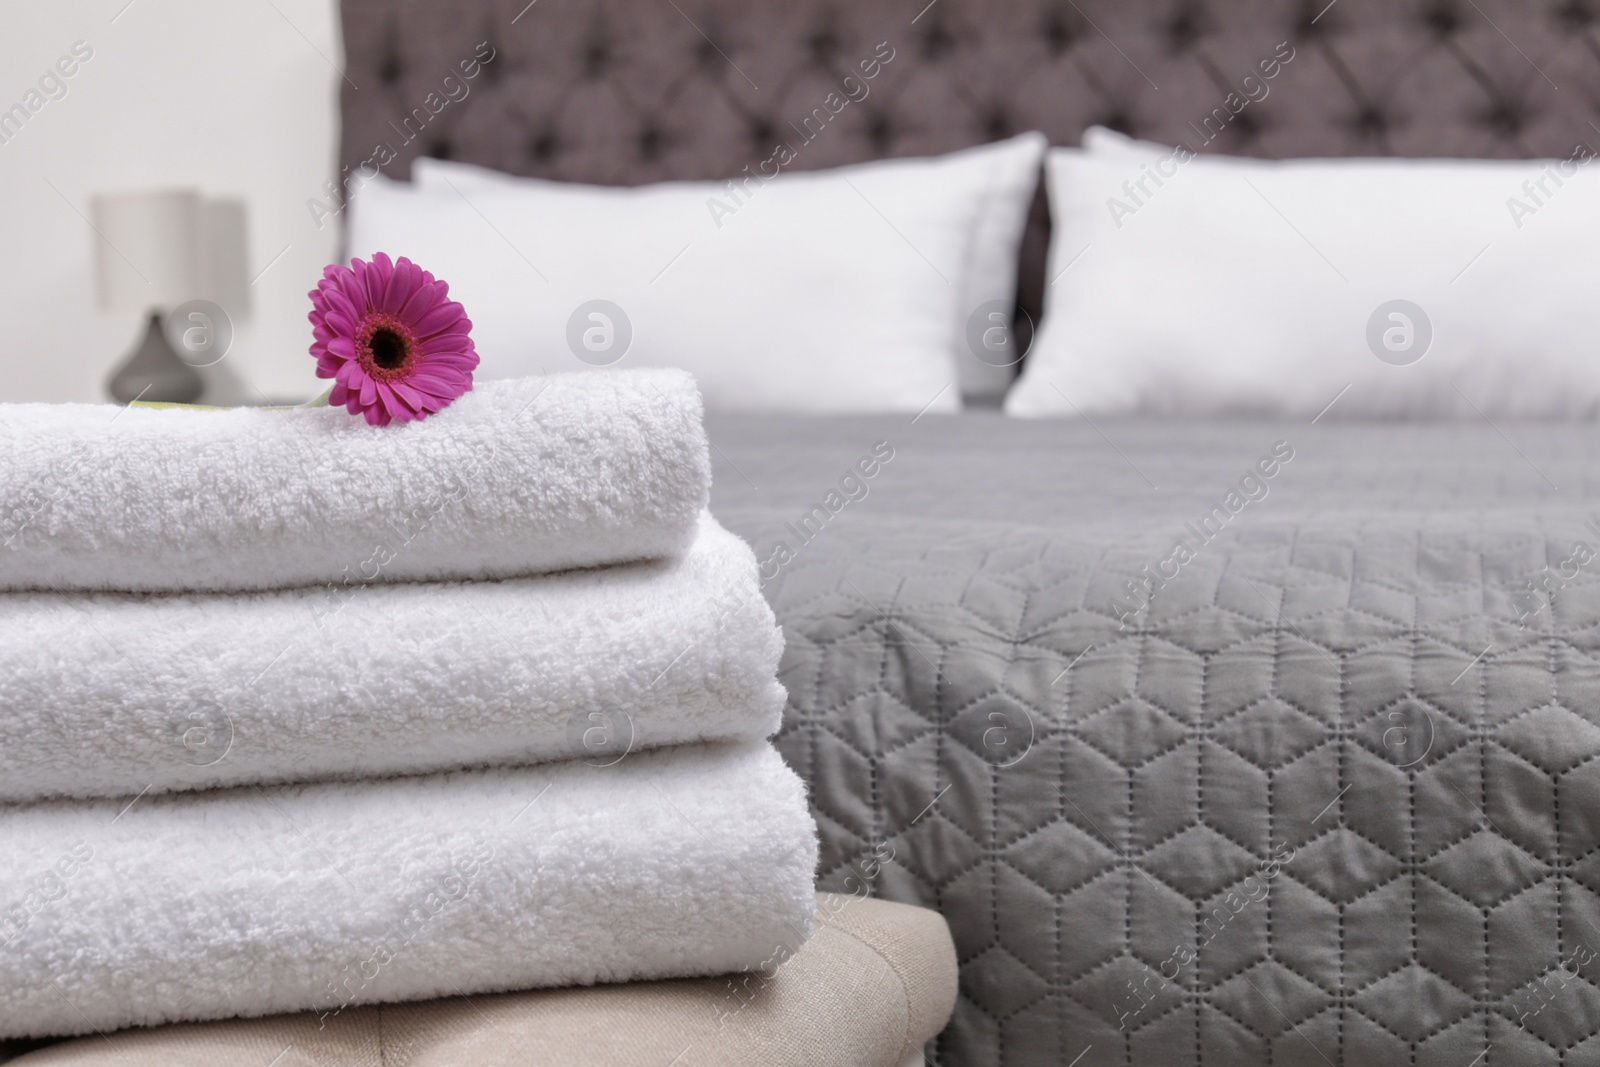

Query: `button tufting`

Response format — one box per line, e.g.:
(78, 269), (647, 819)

(807, 28), (839, 64)
(1351, 105), (1388, 138)
(1165, 2), (1206, 53)
(866, 114), (894, 151)
(1041, 8), (1079, 53)
(1229, 107), (1263, 140)
(379, 50), (403, 85)
(1294, 0), (1330, 35)
(1483, 97), (1527, 137)
(528, 132), (558, 163)
(1557, 0), (1595, 26)
(1422, 1), (1462, 36)
(477, 35), (503, 84)
(920, 21), (956, 59)
(584, 40), (610, 78)
(637, 125), (664, 160)
(1099, 110), (1136, 135)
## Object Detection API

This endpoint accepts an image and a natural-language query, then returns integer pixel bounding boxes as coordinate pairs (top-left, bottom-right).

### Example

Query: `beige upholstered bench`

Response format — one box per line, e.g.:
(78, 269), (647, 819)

(6, 894), (955, 1067)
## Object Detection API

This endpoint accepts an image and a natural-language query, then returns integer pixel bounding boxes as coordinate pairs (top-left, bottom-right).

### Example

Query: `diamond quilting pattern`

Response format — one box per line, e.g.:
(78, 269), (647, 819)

(1353, 695), (1473, 770)
(757, 518), (1600, 1067)
(1141, 825), (1260, 900)
(1509, 973), (1600, 1049)
(1211, 961), (1328, 1037)
(1351, 965), (1476, 1046)
(1427, 830), (1549, 909)
(1498, 704), (1600, 775)
(1076, 697), (1189, 769)
(1211, 696), (1327, 768)
(1285, 828), (1402, 904)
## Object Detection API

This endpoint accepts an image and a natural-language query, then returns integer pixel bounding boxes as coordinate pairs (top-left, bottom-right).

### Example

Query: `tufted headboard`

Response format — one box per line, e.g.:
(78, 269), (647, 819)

(339, 0), (1600, 334)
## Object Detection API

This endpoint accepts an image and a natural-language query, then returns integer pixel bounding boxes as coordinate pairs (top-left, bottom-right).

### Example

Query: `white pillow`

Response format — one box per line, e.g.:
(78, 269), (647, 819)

(408, 134), (1044, 406)
(1008, 137), (1600, 418)
(348, 136), (1043, 412)
(1079, 125), (1168, 157)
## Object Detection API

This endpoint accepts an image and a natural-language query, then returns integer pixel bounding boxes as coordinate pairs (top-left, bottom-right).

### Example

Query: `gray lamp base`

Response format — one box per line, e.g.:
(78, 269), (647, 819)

(107, 312), (204, 405)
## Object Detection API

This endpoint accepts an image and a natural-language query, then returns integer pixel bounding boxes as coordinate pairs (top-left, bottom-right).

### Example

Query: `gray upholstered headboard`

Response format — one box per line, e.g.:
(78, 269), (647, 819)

(338, 0), (1600, 332)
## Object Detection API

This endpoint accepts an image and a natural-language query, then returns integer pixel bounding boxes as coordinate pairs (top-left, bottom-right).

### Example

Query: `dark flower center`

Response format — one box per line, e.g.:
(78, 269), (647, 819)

(368, 327), (409, 370)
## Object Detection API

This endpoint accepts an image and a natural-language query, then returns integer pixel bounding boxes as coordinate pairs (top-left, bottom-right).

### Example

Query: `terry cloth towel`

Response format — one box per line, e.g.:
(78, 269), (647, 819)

(0, 894), (959, 1067)
(0, 370), (709, 594)
(0, 514), (781, 803)
(0, 740), (819, 1040)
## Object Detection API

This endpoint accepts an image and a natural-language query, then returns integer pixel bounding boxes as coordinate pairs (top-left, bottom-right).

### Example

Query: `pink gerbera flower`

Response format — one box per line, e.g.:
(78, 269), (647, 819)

(307, 253), (478, 426)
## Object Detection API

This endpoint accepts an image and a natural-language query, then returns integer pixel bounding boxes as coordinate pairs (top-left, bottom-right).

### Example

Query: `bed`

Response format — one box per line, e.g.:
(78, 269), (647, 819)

(706, 412), (1600, 1064)
(340, 2), (1600, 1064)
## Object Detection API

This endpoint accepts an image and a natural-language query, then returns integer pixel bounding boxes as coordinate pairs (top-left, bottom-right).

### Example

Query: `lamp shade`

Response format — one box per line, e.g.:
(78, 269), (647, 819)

(198, 197), (251, 319)
(90, 188), (203, 312)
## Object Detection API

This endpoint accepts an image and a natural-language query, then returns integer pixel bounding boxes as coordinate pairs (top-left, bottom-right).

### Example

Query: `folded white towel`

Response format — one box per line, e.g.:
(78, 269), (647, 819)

(0, 370), (709, 593)
(0, 513), (781, 803)
(0, 740), (818, 1039)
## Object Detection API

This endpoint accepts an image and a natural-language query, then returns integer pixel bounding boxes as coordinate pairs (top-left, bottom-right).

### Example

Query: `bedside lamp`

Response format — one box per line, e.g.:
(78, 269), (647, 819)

(93, 189), (205, 404)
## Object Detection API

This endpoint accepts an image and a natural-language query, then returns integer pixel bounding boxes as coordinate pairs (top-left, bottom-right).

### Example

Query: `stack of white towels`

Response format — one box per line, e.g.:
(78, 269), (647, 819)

(0, 370), (817, 1039)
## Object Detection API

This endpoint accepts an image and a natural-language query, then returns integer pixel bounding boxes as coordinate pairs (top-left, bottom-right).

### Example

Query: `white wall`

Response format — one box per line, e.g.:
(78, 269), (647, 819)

(0, 0), (340, 403)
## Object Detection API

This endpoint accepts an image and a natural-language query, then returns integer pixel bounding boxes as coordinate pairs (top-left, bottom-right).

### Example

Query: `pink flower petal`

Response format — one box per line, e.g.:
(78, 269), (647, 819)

(418, 340), (472, 362)
(417, 318), (472, 343)
(424, 347), (479, 365)
(388, 259), (416, 309)
(388, 379), (436, 410)
(412, 372), (471, 393)
(373, 254), (397, 298)
(321, 289), (357, 318)
(405, 373), (470, 395)
(398, 277), (443, 323)
(352, 256), (383, 311)
(411, 302), (467, 337)
(375, 382), (408, 421)
(335, 361), (366, 390)
(345, 259), (366, 300)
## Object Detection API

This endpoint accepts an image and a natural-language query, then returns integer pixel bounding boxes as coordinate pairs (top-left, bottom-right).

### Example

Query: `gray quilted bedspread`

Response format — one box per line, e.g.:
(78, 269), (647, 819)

(708, 412), (1600, 1067)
